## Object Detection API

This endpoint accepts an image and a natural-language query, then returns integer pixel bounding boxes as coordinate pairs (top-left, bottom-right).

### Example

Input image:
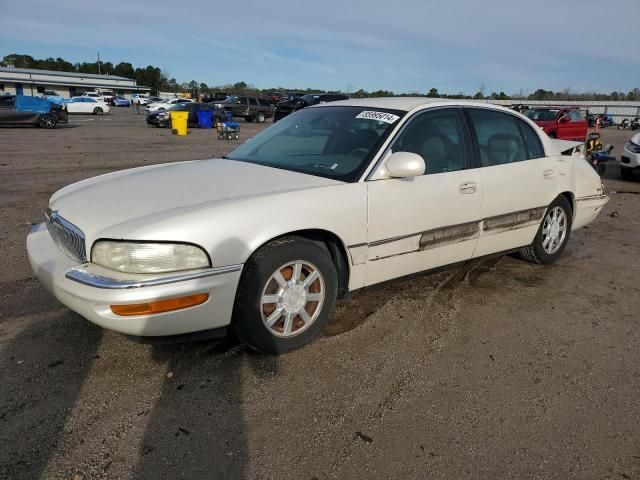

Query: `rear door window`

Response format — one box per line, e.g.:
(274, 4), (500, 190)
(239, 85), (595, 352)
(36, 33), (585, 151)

(466, 108), (545, 165)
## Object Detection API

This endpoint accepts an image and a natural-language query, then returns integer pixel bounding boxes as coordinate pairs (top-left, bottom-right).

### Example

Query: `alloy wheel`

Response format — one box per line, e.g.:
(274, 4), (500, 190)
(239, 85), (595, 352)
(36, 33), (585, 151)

(260, 260), (325, 337)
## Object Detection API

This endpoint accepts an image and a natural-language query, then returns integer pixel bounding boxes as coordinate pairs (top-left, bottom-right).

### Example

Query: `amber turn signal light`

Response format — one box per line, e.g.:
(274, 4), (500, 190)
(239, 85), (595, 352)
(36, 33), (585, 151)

(111, 293), (209, 316)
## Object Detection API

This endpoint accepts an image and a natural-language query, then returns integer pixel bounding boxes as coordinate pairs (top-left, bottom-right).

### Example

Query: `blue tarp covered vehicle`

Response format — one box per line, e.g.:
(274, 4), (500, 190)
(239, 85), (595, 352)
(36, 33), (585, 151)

(0, 95), (66, 128)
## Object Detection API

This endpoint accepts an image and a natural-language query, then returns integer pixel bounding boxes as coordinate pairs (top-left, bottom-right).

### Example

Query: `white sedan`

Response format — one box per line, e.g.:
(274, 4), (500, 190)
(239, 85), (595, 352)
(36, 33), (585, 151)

(66, 97), (110, 115)
(27, 99), (608, 354)
(619, 132), (640, 180)
(145, 97), (193, 112)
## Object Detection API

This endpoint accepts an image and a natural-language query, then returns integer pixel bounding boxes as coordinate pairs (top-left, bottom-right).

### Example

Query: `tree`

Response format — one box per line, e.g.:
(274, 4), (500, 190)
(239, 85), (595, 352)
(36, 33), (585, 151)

(426, 87), (439, 98)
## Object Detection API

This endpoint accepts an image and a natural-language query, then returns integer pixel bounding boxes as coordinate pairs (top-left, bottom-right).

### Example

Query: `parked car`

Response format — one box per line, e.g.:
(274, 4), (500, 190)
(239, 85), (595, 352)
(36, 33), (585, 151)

(0, 94), (64, 128)
(203, 93), (230, 103)
(146, 102), (221, 128)
(146, 97), (193, 113)
(619, 132), (640, 180)
(82, 90), (114, 103)
(523, 107), (588, 141)
(587, 113), (615, 128)
(67, 96), (110, 115)
(260, 92), (286, 105)
(273, 93), (349, 122)
(130, 94), (150, 105)
(112, 96), (131, 107)
(214, 96), (274, 122)
(27, 99), (608, 354)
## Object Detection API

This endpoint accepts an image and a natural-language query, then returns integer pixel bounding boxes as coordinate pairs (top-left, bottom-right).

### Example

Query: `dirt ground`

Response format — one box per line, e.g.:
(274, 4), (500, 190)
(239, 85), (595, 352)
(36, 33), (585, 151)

(1, 108), (639, 480)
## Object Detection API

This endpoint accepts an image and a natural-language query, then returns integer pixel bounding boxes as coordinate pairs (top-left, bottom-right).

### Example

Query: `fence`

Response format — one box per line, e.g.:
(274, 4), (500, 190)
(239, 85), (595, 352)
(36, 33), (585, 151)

(480, 99), (640, 119)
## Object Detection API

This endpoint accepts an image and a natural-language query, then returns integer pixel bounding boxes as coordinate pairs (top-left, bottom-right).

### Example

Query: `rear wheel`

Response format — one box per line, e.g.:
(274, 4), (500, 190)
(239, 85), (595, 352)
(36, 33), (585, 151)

(93, 107), (103, 115)
(256, 112), (266, 123)
(233, 236), (338, 354)
(519, 196), (572, 265)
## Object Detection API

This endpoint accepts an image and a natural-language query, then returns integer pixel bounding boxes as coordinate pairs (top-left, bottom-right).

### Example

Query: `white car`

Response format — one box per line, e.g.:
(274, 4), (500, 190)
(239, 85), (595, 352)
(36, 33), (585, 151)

(131, 94), (149, 105)
(67, 97), (110, 115)
(145, 97), (193, 112)
(619, 133), (640, 180)
(27, 99), (608, 353)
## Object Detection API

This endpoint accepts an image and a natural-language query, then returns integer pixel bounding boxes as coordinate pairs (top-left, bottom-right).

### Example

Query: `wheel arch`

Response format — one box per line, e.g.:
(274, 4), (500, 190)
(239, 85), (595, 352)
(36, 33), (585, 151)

(247, 228), (351, 298)
(558, 191), (575, 218)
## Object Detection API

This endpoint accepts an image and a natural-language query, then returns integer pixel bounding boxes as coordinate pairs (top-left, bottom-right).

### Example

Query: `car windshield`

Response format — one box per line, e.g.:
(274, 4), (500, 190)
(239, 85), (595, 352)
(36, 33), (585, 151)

(524, 109), (560, 121)
(227, 106), (405, 182)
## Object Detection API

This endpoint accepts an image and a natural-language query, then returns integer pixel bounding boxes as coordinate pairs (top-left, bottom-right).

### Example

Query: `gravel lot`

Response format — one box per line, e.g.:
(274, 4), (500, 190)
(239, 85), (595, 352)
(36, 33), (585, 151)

(1, 108), (639, 480)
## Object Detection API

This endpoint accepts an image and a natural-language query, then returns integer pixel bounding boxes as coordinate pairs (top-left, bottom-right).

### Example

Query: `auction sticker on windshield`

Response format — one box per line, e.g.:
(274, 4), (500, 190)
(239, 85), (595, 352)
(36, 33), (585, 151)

(355, 111), (400, 124)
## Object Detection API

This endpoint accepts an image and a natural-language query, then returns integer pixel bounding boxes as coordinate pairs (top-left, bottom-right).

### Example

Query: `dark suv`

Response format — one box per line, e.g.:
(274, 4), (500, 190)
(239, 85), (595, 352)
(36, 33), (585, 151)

(215, 96), (274, 123)
(273, 93), (349, 122)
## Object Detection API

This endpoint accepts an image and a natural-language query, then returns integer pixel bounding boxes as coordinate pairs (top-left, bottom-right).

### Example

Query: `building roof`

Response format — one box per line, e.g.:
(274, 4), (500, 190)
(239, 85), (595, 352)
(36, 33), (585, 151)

(0, 66), (132, 81)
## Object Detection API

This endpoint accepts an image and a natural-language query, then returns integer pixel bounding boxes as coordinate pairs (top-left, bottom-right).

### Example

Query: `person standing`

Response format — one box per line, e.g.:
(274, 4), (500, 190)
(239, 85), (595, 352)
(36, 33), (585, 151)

(133, 96), (140, 114)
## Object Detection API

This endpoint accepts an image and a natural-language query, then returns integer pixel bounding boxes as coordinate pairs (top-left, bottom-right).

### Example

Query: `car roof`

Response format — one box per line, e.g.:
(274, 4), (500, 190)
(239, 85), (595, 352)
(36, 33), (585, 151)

(312, 97), (521, 114)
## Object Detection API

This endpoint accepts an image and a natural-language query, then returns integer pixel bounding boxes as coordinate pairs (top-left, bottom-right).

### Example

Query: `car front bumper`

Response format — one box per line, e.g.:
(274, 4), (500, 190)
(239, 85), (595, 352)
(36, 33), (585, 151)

(27, 223), (243, 337)
(619, 145), (640, 169)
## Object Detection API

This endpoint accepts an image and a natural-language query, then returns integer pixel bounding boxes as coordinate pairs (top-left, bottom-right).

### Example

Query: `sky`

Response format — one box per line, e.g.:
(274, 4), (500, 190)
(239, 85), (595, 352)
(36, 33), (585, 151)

(1, 0), (638, 95)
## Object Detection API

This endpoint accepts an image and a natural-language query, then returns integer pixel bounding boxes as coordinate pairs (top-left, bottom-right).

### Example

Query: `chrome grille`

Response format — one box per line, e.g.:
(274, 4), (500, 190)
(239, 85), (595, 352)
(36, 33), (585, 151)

(45, 208), (87, 263)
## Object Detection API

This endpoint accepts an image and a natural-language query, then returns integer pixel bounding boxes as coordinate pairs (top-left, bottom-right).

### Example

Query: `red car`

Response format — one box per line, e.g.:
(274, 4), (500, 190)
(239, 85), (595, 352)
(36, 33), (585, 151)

(524, 107), (588, 141)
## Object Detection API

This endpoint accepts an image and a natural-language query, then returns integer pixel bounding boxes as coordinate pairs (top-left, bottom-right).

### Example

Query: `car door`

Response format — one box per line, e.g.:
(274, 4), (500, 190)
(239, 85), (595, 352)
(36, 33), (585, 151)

(0, 96), (17, 123)
(569, 110), (587, 140)
(81, 98), (95, 113)
(66, 97), (83, 113)
(365, 108), (482, 286)
(465, 107), (559, 257)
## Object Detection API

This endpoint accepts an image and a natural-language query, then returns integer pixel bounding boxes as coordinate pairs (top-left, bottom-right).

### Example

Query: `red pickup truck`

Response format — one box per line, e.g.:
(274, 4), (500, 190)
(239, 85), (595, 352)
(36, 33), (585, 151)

(524, 107), (588, 141)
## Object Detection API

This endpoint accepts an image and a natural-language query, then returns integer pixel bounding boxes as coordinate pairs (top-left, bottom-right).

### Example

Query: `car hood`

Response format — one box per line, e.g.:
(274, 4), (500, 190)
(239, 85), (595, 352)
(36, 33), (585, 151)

(48, 159), (342, 242)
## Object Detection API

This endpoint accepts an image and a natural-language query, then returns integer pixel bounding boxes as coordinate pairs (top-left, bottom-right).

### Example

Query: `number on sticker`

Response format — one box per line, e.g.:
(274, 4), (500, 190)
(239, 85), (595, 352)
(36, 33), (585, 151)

(355, 111), (400, 124)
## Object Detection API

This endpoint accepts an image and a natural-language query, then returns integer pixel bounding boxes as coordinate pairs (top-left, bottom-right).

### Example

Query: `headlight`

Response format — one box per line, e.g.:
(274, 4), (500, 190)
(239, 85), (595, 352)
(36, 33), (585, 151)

(91, 241), (210, 274)
(625, 141), (640, 153)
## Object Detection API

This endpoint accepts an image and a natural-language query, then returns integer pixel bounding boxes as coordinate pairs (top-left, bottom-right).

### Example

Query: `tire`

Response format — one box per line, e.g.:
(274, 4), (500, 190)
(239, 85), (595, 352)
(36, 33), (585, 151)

(256, 112), (266, 123)
(519, 196), (572, 265)
(226, 133), (233, 140)
(621, 167), (635, 181)
(38, 114), (57, 129)
(232, 236), (338, 354)
(218, 133), (224, 139)
(93, 107), (103, 115)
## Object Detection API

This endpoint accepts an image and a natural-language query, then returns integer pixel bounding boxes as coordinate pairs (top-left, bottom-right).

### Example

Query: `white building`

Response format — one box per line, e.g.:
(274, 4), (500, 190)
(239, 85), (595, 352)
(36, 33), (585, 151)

(0, 66), (151, 98)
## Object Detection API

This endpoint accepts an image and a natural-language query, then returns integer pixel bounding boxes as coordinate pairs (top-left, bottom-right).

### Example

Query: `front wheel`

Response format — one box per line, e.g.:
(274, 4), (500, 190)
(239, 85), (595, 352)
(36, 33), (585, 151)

(38, 114), (57, 129)
(256, 112), (266, 123)
(232, 236), (338, 354)
(93, 107), (103, 115)
(519, 196), (572, 265)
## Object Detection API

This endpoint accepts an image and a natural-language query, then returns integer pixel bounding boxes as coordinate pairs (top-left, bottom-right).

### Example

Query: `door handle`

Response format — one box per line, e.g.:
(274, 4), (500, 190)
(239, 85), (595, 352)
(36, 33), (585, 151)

(543, 169), (557, 179)
(458, 181), (477, 194)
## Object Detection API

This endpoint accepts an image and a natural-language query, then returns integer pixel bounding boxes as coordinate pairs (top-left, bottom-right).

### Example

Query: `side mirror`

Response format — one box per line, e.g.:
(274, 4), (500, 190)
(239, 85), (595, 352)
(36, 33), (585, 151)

(385, 152), (425, 178)
(559, 115), (571, 123)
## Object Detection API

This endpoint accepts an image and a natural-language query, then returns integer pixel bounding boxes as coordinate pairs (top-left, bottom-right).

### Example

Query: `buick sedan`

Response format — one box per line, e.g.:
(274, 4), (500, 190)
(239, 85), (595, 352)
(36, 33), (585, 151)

(27, 99), (608, 353)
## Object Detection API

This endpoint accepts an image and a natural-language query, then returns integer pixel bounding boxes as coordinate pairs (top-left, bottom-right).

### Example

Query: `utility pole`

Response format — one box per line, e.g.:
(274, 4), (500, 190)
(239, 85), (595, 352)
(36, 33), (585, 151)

(97, 51), (101, 75)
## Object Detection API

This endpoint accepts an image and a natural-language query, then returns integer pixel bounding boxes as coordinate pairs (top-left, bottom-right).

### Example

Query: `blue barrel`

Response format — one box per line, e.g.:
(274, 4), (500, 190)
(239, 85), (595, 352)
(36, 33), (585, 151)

(196, 109), (213, 129)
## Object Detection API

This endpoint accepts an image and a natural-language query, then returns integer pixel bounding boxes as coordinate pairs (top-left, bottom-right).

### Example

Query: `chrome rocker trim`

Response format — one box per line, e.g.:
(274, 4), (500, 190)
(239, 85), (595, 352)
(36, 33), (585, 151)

(65, 264), (244, 290)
